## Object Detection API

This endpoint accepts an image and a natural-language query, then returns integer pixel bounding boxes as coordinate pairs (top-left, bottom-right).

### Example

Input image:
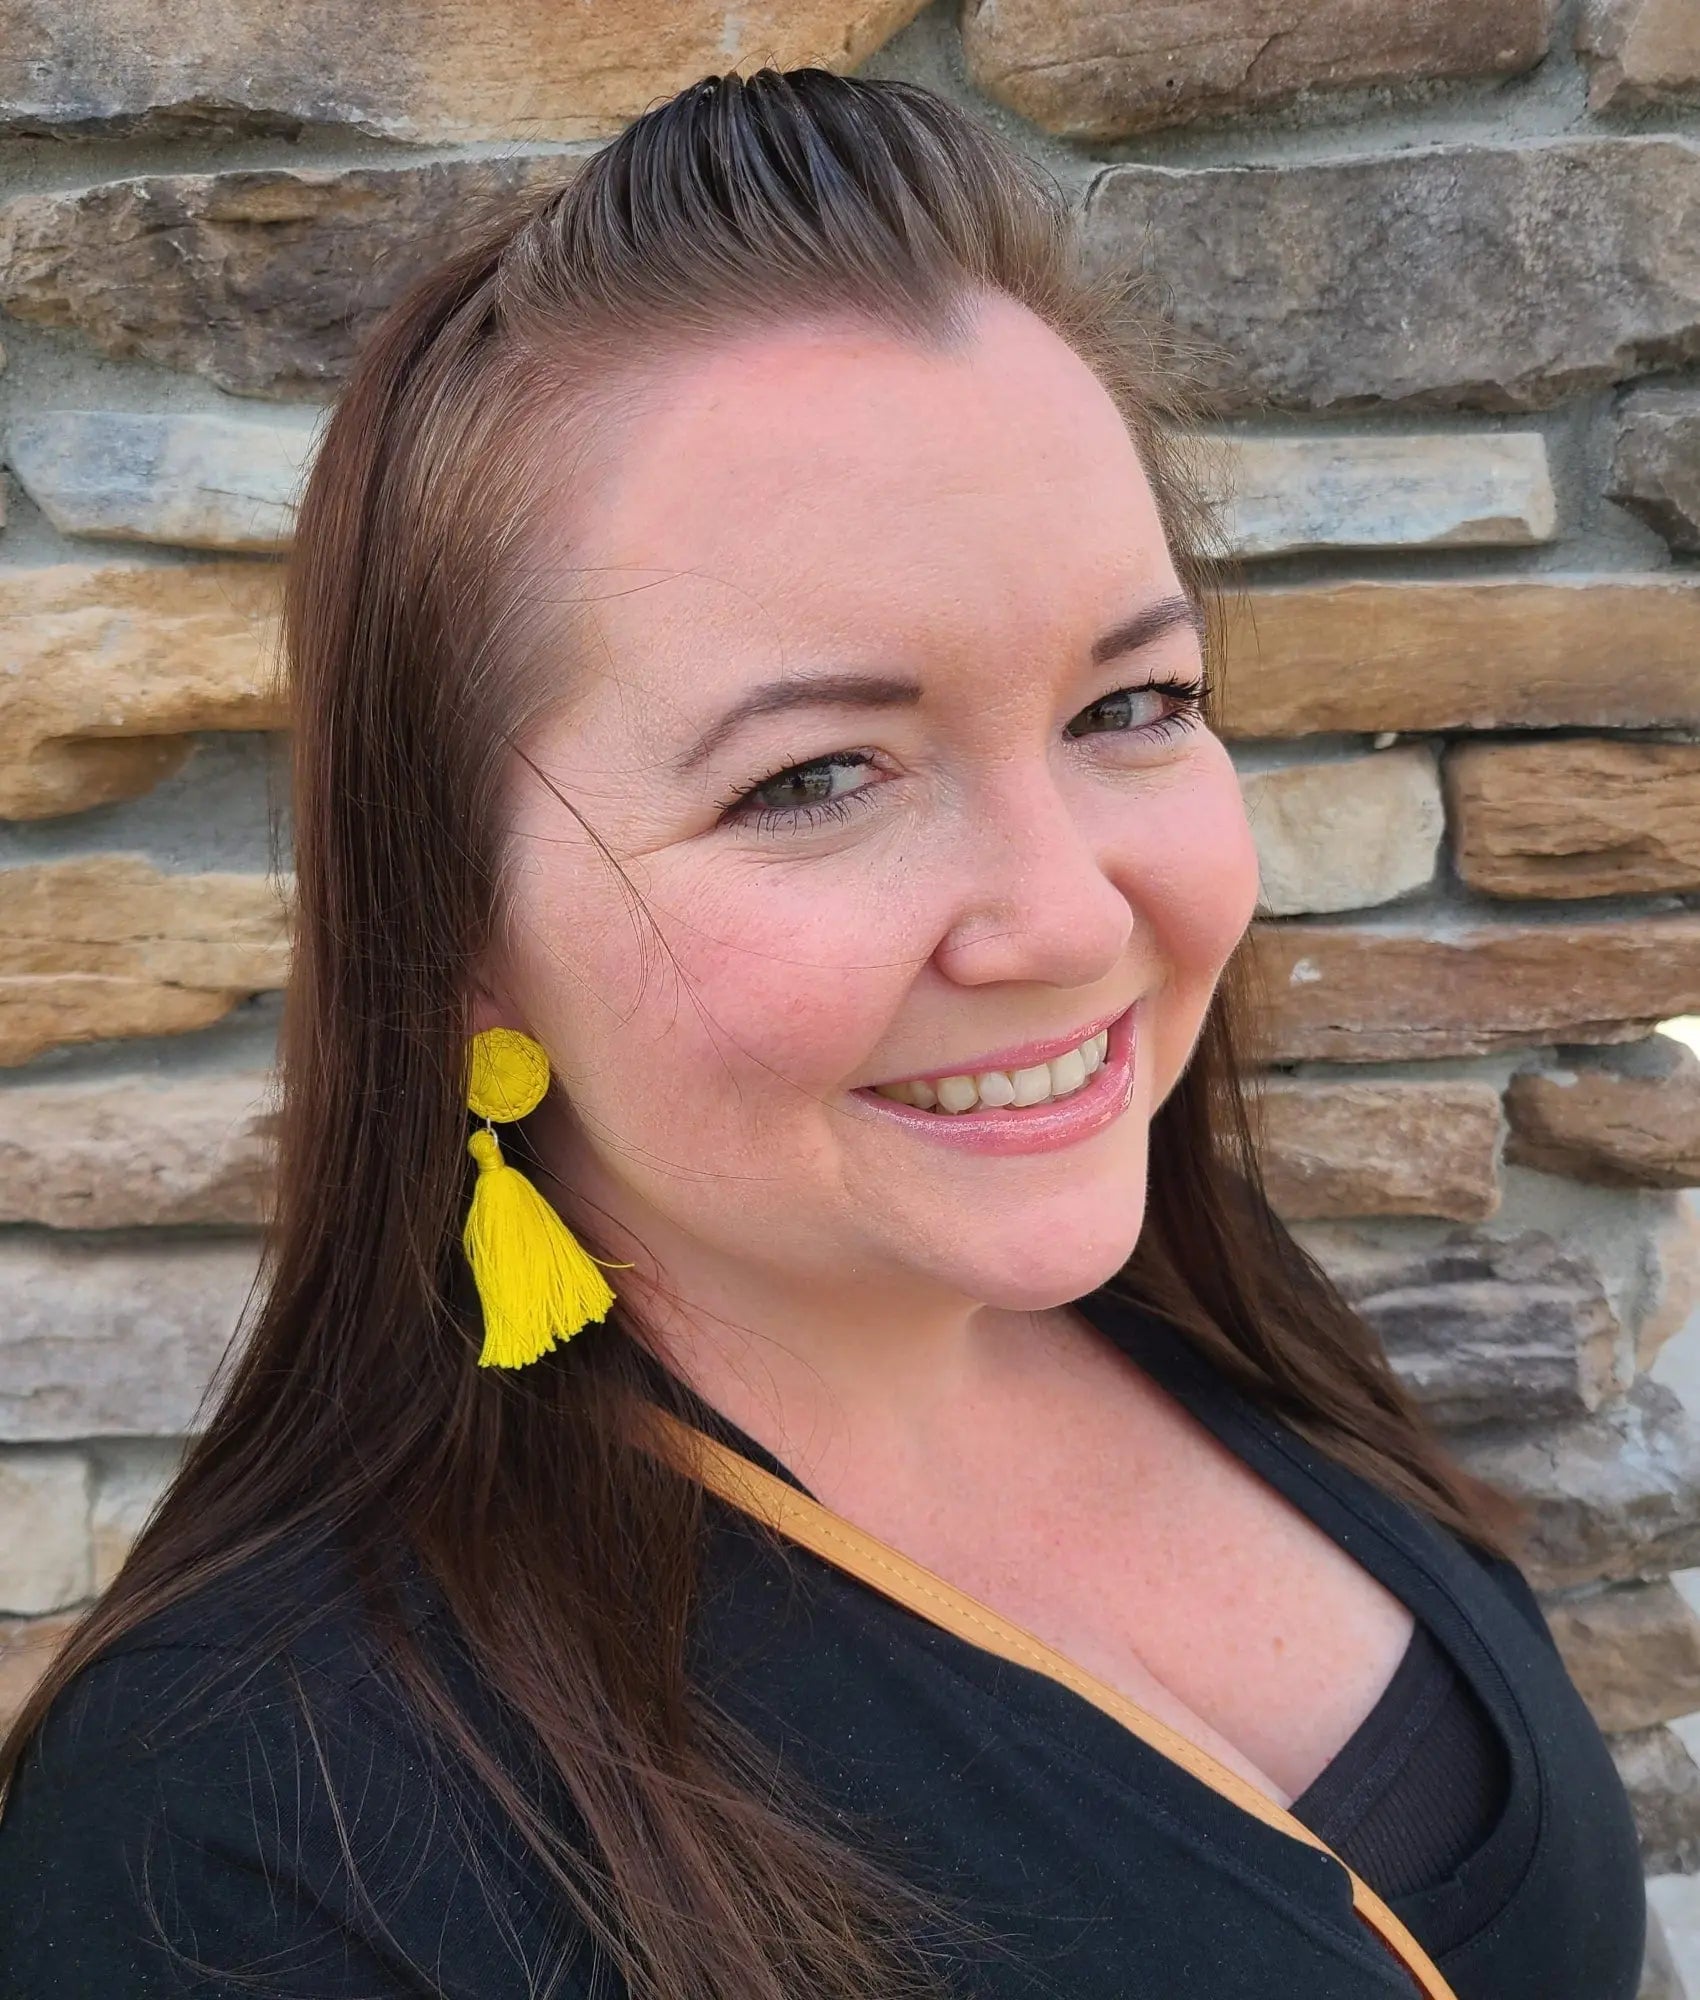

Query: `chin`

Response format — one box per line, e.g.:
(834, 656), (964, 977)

(947, 1197), (1150, 1314)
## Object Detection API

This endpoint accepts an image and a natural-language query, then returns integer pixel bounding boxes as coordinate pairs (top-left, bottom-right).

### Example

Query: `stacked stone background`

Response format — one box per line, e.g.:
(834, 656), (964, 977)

(0, 0), (1697, 1987)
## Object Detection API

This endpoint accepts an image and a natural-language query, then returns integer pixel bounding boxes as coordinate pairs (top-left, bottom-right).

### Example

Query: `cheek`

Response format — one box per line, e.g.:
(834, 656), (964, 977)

(1137, 752), (1260, 965)
(1115, 753), (1260, 1063)
(516, 851), (911, 1114)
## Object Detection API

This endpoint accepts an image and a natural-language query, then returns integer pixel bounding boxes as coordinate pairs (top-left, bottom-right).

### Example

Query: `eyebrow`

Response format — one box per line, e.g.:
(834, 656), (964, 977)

(674, 590), (1206, 774)
(1091, 591), (1207, 665)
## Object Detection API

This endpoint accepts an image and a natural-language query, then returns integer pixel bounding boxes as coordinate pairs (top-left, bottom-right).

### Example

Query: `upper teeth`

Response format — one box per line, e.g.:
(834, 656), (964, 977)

(871, 1029), (1109, 1114)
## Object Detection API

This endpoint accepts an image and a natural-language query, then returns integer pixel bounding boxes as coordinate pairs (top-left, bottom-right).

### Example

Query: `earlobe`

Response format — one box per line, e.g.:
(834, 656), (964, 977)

(465, 972), (523, 1040)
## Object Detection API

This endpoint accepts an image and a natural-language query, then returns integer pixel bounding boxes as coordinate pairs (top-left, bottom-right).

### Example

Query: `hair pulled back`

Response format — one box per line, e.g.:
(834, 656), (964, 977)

(0, 69), (1523, 2000)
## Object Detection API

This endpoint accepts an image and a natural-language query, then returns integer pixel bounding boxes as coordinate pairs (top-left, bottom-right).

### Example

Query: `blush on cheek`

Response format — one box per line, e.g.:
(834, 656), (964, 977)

(1146, 781), (1262, 980)
(640, 880), (914, 1093)
(1125, 772), (1261, 1105)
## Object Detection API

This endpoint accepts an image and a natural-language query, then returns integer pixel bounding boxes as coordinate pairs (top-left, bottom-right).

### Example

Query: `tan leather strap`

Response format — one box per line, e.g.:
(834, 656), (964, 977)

(648, 1407), (1459, 2000)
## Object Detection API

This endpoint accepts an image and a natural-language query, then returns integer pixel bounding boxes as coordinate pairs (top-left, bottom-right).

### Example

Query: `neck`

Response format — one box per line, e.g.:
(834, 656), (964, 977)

(626, 1258), (1059, 1490)
(529, 1105), (1091, 1499)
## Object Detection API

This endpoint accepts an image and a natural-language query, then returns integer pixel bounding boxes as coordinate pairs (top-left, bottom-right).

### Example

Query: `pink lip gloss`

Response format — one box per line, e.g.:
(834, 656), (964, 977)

(847, 1003), (1139, 1157)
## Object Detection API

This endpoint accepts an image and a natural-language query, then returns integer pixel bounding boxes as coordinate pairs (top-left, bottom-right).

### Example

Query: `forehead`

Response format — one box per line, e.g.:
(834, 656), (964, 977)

(548, 299), (1182, 699)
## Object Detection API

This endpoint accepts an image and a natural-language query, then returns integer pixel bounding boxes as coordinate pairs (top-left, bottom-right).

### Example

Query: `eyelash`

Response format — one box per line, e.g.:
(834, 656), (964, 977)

(715, 675), (1213, 836)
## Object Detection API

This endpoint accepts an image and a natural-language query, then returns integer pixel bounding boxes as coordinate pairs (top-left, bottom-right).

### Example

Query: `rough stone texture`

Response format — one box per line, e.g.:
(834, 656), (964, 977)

(1451, 1380), (1700, 1590)
(1506, 1040), (1700, 1190)
(0, 1069), (277, 1226)
(1254, 1078), (1503, 1222)
(1580, 0), (1700, 111)
(1545, 1580), (1700, 1735)
(1241, 748), (1442, 915)
(0, 561), (283, 818)
(1219, 578), (1700, 737)
(1251, 917), (1700, 1062)
(0, 1), (926, 143)
(0, 1610), (82, 1734)
(1640, 1197), (1700, 1372)
(0, 155), (576, 398)
(1307, 1230), (1621, 1430)
(0, 856), (291, 1065)
(1448, 738), (1700, 900)
(1612, 388), (1700, 555)
(1085, 140), (1700, 414)
(0, 1236), (258, 1442)
(961, 0), (1553, 140)
(1613, 1725), (1700, 1876)
(0, 1452), (90, 1614)
(91, 1441), (185, 1592)
(1198, 429), (1556, 559)
(7, 407), (324, 552)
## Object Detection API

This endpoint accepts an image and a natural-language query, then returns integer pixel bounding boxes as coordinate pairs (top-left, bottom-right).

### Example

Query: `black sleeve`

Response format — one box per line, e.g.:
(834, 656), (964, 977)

(1470, 1544), (1564, 1656)
(0, 1641), (597, 1999)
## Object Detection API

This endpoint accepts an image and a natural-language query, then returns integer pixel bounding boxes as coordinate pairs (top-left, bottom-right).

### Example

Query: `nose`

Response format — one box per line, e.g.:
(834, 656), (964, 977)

(931, 763), (1137, 991)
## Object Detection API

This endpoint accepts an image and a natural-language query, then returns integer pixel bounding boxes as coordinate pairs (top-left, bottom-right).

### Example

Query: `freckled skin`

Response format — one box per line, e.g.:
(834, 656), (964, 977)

(471, 306), (1423, 1804)
(477, 295), (1261, 1373)
(464, 300), (1416, 1816)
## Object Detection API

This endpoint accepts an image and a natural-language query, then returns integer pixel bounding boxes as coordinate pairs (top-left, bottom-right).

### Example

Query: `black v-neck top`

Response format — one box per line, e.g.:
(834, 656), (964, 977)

(0, 1286), (1647, 1999)
(1292, 1615), (1511, 1904)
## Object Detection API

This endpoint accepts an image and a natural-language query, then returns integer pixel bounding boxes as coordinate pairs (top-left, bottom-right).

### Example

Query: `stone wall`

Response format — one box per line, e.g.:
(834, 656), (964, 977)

(0, 0), (1697, 1986)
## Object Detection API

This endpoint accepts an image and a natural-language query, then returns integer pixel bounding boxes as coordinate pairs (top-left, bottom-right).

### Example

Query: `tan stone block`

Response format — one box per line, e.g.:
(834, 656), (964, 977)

(91, 1442), (185, 1593)
(1086, 140), (1700, 414)
(1255, 1077), (1503, 1221)
(1218, 578), (1700, 738)
(0, 561), (282, 818)
(0, 1), (927, 144)
(0, 856), (290, 1065)
(1580, 0), (1700, 109)
(963, 0), (1553, 139)
(1451, 1380), (1700, 1590)
(1197, 430), (1556, 559)
(1241, 748), (1442, 915)
(0, 1236), (258, 1442)
(1251, 916), (1700, 1061)
(0, 155), (577, 397)
(0, 1610), (83, 1735)
(0, 1068), (277, 1226)
(1506, 1040), (1700, 1189)
(0, 1451), (89, 1613)
(1448, 739), (1700, 898)
(1545, 1581), (1700, 1734)
(7, 407), (323, 552)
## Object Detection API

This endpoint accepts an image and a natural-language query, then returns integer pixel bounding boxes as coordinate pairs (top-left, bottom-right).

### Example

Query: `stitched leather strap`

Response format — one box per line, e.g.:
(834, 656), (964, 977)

(647, 1406), (1459, 2000)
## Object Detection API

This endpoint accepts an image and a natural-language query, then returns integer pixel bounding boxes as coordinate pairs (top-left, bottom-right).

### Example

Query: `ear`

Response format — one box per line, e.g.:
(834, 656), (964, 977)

(465, 973), (525, 1040)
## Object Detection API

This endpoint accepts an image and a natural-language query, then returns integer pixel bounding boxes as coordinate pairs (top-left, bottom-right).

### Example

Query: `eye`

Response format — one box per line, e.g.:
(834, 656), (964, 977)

(1064, 676), (1210, 742)
(716, 675), (1212, 837)
(716, 750), (879, 836)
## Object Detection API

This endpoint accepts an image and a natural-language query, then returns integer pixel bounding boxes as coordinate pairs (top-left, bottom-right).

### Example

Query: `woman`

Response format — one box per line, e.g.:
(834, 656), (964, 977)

(0, 68), (1645, 2000)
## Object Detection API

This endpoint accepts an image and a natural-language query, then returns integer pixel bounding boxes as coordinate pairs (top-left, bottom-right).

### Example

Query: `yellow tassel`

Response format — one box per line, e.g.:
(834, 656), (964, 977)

(462, 1128), (619, 1368)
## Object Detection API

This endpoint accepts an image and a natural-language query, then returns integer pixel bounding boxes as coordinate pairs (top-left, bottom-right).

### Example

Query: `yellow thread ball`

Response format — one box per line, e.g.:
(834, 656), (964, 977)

(466, 1028), (551, 1124)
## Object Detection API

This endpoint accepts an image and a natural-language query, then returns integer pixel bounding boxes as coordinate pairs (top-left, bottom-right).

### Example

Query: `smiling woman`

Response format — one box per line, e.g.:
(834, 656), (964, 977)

(0, 67), (1644, 2000)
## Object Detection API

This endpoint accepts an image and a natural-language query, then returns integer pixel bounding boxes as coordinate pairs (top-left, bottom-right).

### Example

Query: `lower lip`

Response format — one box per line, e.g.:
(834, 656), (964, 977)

(847, 1005), (1139, 1157)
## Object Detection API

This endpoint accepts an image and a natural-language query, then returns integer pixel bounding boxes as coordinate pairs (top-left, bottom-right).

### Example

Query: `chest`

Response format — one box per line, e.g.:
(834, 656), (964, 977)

(825, 1350), (1417, 1806)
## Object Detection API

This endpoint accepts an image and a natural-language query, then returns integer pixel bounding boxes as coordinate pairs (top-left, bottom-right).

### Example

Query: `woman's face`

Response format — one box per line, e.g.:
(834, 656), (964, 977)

(479, 296), (1260, 1336)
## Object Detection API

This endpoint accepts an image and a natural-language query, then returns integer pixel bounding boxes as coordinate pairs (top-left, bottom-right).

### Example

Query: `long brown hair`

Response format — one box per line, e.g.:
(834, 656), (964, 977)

(1, 68), (1524, 2000)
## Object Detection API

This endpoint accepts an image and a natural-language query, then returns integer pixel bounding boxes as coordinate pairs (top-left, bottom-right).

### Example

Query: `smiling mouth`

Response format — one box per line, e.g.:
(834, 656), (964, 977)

(865, 1024), (1110, 1115)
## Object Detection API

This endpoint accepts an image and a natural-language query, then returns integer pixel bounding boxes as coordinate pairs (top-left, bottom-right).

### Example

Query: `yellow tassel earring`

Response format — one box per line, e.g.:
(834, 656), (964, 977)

(461, 1027), (630, 1368)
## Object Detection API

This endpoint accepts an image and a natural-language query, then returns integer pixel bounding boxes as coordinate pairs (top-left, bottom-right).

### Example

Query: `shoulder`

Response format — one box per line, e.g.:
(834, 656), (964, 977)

(0, 1530), (586, 1998)
(12, 1526), (431, 1785)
